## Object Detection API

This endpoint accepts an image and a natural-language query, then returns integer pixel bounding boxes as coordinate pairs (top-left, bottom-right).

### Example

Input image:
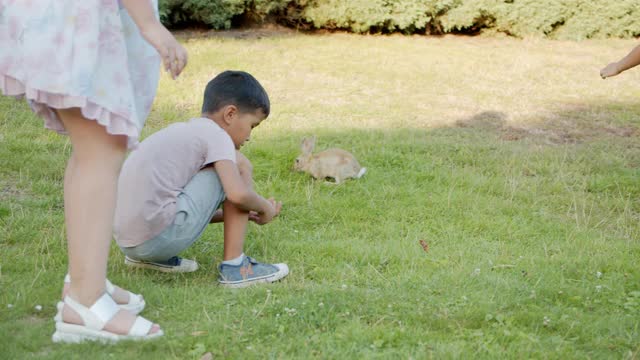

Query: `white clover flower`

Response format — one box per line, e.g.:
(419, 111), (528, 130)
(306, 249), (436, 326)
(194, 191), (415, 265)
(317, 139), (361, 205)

(284, 307), (297, 316)
(595, 285), (602, 292)
(35, 305), (42, 311)
(318, 302), (324, 307)
(543, 316), (551, 326)
(596, 271), (602, 279)
(7, 304), (13, 309)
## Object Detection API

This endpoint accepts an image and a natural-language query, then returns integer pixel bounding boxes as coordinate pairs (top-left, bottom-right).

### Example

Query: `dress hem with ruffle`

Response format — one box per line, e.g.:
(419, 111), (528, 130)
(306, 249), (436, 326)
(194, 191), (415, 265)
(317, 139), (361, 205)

(1, 74), (140, 149)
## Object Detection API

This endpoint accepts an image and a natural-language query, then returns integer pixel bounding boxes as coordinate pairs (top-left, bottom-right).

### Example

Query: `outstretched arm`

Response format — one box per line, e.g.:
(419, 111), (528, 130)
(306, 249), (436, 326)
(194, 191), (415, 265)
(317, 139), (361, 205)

(601, 44), (640, 79)
(120, 0), (188, 79)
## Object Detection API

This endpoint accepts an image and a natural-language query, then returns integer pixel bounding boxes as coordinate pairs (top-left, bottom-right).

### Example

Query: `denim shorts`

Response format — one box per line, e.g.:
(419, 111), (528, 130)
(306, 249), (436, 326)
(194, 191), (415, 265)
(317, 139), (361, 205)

(120, 168), (225, 262)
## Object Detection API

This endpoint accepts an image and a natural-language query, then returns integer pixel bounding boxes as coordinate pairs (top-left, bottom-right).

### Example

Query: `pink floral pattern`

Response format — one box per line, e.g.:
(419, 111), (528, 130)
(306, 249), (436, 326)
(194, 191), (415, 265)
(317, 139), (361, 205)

(0, 0), (161, 149)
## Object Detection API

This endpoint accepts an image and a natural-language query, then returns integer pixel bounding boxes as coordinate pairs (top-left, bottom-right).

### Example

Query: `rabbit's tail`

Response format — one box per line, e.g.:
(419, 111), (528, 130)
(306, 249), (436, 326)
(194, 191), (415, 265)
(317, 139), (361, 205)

(357, 167), (367, 178)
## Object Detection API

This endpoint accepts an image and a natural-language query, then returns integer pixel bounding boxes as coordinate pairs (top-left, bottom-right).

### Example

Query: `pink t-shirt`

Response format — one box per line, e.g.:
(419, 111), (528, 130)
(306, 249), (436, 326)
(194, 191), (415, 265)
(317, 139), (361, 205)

(114, 118), (236, 247)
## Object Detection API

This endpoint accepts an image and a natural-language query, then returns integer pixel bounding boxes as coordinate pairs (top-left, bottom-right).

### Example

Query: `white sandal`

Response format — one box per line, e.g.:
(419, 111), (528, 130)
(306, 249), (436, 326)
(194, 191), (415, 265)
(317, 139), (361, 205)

(52, 293), (163, 343)
(55, 274), (146, 312)
(54, 274), (145, 322)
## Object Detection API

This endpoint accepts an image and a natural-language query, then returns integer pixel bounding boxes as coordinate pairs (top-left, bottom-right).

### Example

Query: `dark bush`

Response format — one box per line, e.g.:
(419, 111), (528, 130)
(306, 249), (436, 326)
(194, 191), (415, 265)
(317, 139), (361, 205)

(158, 0), (640, 40)
(159, 0), (246, 29)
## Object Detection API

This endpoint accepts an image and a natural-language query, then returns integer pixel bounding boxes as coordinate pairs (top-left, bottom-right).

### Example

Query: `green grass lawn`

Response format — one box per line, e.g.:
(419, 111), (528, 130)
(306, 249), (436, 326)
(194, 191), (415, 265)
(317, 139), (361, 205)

(1, 30), (639, 359)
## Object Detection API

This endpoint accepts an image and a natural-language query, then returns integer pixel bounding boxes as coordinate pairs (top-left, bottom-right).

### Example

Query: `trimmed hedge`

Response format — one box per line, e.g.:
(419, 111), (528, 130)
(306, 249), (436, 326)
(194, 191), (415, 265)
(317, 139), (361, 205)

(440, 0), (640, 39)
(158, 0), (640, 40)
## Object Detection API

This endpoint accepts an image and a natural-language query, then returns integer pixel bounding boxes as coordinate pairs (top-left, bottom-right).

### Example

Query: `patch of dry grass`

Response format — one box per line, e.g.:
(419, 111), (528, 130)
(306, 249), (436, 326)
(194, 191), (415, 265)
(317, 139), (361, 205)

(154, 32), (640, 138)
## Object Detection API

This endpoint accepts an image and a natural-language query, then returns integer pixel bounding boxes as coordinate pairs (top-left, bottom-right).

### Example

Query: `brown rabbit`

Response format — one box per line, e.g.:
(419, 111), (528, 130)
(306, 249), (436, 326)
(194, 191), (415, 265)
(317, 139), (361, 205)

(294, 136), (366, 184)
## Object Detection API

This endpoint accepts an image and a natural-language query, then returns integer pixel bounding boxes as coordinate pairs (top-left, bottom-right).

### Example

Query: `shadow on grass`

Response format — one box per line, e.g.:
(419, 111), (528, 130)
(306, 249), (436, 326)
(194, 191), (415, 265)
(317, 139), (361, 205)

(449, 101), (639, 145)
(2, 97), (639, 192)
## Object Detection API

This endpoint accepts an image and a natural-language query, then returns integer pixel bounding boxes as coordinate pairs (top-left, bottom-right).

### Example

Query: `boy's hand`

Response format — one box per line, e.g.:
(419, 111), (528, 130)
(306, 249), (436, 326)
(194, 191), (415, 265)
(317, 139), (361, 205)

(250, 198), (282, 225)
(600, 62), (620, 79)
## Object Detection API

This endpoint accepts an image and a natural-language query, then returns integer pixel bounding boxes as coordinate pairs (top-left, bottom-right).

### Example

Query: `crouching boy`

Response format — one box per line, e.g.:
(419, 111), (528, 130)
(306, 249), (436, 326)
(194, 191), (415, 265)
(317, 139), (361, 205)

(114, 70), (288, 287)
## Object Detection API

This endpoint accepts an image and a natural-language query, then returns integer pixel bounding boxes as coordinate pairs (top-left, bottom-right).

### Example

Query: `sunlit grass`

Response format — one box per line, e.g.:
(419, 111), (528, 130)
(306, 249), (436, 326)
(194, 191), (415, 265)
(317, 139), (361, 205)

(1, 31), (639, 359)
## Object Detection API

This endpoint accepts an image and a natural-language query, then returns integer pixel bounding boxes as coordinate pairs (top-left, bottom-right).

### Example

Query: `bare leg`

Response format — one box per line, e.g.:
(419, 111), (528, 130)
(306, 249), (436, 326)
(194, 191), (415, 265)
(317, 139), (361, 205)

(222, 152), (253, 260)
(60, 155), (133, 304)
(222, 200), (249, 261)
(60, 280), (135, 305)
(56, 108), (159, 334)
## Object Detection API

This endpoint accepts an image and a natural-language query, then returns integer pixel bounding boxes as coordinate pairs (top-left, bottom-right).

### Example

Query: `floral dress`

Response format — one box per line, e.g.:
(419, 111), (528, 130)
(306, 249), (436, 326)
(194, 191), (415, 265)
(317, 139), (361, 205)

(0, 0), (161, 148)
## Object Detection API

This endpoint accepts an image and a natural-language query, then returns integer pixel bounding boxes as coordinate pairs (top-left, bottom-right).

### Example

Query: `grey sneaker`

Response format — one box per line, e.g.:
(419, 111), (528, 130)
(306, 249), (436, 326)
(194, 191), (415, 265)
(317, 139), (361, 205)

(218, 256), (289, 288)
(125, 256), (198, 273)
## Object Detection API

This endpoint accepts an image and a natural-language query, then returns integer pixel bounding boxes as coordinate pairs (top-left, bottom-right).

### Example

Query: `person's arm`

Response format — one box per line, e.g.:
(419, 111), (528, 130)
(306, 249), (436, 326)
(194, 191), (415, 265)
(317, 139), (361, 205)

(210, 152), (282, 224)
(120, 0), (157, 30)
(235, 151), (254, 190)
(214, 160), (276, 223)
(120, 0), (188, 79)
(600, 44), (640, 79)
(210, 202), (283, 224)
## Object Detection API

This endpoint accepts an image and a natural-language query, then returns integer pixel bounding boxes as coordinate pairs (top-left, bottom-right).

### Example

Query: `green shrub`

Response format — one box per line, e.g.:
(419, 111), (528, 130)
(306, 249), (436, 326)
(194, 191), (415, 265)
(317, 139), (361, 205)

(555, 1), (640, 40)
(440, 0), (640, 39)
(158, 0), (640, 40)
(159, 0), (246, 29)
(440, 0), (574, 36)
(302, 0), (439, 33)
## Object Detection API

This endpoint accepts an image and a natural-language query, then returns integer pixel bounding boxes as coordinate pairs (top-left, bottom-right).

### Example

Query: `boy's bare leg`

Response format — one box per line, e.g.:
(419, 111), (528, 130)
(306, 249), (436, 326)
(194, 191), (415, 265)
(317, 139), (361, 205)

(222, 151), (253, 260)
(219, 151), (282, 261)
(56, 108), (159, 334)
(222, 200), (249, 261)
(217, 151), (288, 287)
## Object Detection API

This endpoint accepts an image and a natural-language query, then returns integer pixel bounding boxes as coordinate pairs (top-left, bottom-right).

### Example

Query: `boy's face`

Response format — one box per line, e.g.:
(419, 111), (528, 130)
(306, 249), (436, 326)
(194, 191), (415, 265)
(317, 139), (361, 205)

(226, 108), (266, 149)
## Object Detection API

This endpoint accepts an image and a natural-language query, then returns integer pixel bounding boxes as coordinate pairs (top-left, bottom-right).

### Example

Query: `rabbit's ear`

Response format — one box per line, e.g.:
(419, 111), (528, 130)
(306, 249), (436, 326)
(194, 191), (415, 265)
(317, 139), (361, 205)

(301, 136), (315, 154)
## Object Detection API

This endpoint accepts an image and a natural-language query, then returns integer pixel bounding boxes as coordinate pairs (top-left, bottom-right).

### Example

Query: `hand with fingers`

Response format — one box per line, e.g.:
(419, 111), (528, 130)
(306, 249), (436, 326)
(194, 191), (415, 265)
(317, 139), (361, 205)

(250, 198), (282, 225)
(600, 62), (620, 79)
(141, 23), (188, 79)
(599, 44), (640, 80)
(120, 0), (188, 79)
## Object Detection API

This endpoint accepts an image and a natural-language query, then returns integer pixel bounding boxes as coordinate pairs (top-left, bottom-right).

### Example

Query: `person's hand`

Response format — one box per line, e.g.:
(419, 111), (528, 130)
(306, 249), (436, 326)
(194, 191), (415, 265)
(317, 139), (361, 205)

(248, 211), (264, 224)
(600, 62), (620, 79)
(141, 22), (188, 79)
(250, 198), (282, 225)
(257, 201), (276, 225)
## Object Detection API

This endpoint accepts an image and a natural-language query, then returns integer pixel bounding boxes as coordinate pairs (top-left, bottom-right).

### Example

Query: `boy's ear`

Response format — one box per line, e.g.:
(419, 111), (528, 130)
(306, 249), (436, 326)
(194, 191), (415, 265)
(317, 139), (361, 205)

(222, 105), (238, 125)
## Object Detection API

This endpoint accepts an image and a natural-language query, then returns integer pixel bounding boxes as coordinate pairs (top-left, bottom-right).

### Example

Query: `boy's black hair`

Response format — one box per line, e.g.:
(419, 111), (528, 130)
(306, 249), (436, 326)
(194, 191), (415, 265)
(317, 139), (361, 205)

(201, 70), (270, 117)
